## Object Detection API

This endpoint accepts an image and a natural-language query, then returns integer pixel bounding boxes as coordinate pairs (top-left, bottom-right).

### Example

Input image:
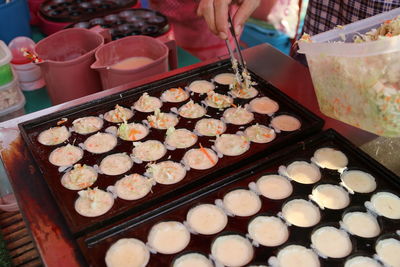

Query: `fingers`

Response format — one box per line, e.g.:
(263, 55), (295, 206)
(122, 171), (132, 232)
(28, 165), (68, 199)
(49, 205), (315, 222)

(214, 0), (232, 39)
(198, 0), (255, 39)
(198, 0), (232, 39)
(197, 0), (218, 35)
(232, 0), (260, 34)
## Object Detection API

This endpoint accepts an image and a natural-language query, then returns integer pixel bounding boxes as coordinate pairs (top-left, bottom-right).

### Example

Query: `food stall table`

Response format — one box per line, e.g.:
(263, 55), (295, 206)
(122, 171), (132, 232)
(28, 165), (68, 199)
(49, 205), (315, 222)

(0, 43), (398, 266)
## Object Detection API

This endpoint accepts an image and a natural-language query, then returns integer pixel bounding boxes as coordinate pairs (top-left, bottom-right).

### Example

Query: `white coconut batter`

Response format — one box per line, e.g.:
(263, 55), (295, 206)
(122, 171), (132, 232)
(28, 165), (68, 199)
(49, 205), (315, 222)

(271, 115), (301, 132)
(311, 226), (352, 258)
(161, 87), (189, 103)
(132, 140), (166, 162)
(370, 192), (400, 219)
(282, 199), (321, 227)
(83, 132), (117, 154)
(214, 134), (250, 156)
(165, 128), (198, 149)
(105, 238), (150, 267)
(211, 235), (253, 267)
(100, 153), (133, 176)
(38, 126), (70, 146)
(340, 170), (377, 193)
(75, 188), (114, 217)
(284, 161), (321, 184)
(195, 118), (226, 136)
(61, 164), (97, 190)
(344, 256), (382, 267)
(275, 245), (320, 267)
(72, 116), (104, 135)
(183, 147), (218, 170)
(376, 238), (400, 267)
(223, 107), (254, 125)
(147, 221), (190, 254)
(311, 184), (350, 210)
(145, 161), (186, 185)
(249, 97), (279, 114)
(214, 73), (236, 85)
(341, 211), (380, 238)
(173, 253), (213, 267)
(186, 204), (228, 235)
(178, 100), (207, 119)
(49, 144), (83, 167)
(104, 105), (133, 123)
(248, 215), (289, 247)
(147, 110), (179, 130)
(256, 174), (293, 200)
(205, 92), (233, 109)
(312, 147), (348, 170)
(188, 80), (215, 94)
(223, 189), (261, 217)
(244, 124), (276, 144)
(117, 122), (149, 141)
(114, 174), (152, 201)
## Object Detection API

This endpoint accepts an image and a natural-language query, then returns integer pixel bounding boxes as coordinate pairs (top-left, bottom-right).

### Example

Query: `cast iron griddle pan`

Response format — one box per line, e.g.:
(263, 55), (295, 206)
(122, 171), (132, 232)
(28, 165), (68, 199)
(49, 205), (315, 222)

(19, 60), (324, 236)
(79, 129), (400, 267)
(40, 0), (138, 23)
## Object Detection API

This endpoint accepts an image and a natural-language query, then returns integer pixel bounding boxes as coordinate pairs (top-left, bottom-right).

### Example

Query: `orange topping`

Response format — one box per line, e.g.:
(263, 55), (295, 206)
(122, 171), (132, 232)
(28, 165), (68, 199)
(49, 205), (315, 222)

(57, 118), (68, 125)
(263, 133), (272, 138)
(199, 144), (216, 165)
(129, 129), (142, 141)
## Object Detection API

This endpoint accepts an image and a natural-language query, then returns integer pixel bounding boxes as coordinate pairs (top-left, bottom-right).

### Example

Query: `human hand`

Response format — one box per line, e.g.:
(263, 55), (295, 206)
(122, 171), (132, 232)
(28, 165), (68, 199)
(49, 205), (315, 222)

(197, 0), (260, 39)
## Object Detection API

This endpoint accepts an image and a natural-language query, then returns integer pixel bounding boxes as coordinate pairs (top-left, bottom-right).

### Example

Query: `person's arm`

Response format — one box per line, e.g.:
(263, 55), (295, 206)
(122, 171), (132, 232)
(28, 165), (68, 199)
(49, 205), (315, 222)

(197, 0), (260, 39)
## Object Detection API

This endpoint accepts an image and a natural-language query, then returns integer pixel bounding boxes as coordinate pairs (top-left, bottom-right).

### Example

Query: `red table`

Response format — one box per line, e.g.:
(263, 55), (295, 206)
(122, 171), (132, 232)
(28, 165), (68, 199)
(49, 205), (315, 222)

(0, 44), (379, 266)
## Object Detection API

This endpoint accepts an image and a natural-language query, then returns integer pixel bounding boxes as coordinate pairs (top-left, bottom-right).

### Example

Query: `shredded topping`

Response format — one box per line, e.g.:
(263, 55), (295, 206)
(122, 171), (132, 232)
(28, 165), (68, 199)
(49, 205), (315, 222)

(179, 100), (206, 118)
(147, 109), (178, 129)
(206, 92), (233, 109)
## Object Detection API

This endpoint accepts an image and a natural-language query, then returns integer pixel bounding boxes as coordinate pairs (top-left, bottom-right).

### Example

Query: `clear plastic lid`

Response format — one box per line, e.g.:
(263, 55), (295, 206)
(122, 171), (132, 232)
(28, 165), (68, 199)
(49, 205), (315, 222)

(8, 37), (36, 65)
(0, 40), (12, 66)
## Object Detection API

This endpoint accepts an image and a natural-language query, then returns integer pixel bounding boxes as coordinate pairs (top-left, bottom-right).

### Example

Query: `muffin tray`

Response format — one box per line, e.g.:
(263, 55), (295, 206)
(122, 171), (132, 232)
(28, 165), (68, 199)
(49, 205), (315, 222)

(78, 129), (400, 267)
(18, 60), (323, 236)
(39, 0), (138, 23)
(69, 8), (170, 40)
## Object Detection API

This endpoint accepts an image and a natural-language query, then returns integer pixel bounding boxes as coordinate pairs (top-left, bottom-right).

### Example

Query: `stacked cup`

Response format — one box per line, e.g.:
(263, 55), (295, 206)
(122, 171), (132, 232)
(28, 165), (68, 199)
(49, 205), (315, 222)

(8, 37), (45, 91)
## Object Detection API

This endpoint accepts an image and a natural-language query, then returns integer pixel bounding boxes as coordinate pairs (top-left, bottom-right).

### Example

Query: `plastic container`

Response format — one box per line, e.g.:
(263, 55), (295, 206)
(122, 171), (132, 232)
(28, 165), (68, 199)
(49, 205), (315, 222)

(34, 27), (110, 104)
(8, 37), (45, 91)
(91, 35), (177, 90)
(0, 41), (14, 87)
(241, 22), (290, 55)
(298, 7), (400, 137)
(0, 0), (32, 44)
(0, 78), (26, 122)
(28, 0), (45, 25)
(0, 161), (18, 212)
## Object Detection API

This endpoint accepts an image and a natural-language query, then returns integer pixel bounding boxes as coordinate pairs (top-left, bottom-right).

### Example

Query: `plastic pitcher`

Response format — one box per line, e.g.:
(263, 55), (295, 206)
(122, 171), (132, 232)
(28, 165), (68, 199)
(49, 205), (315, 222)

(91, 35), (177, 90)
(34, 27), (111, 104)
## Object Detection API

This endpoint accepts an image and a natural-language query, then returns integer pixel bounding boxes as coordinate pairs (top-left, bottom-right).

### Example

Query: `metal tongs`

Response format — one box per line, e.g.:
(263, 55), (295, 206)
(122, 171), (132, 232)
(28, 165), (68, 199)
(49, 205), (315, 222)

(225, 12), (246, 71)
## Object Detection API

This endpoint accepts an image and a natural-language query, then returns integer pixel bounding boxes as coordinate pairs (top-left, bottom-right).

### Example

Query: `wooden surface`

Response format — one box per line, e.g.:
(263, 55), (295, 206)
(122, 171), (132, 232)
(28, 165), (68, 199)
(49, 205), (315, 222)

(0, 211), (41, 266)
(0, 44), (385, 266)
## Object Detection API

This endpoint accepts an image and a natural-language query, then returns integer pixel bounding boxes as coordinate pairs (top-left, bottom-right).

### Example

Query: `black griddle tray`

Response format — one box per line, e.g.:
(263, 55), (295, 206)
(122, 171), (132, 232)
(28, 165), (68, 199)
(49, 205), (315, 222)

(78, 129), (400, 267)
(18, 60), (324, 236)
